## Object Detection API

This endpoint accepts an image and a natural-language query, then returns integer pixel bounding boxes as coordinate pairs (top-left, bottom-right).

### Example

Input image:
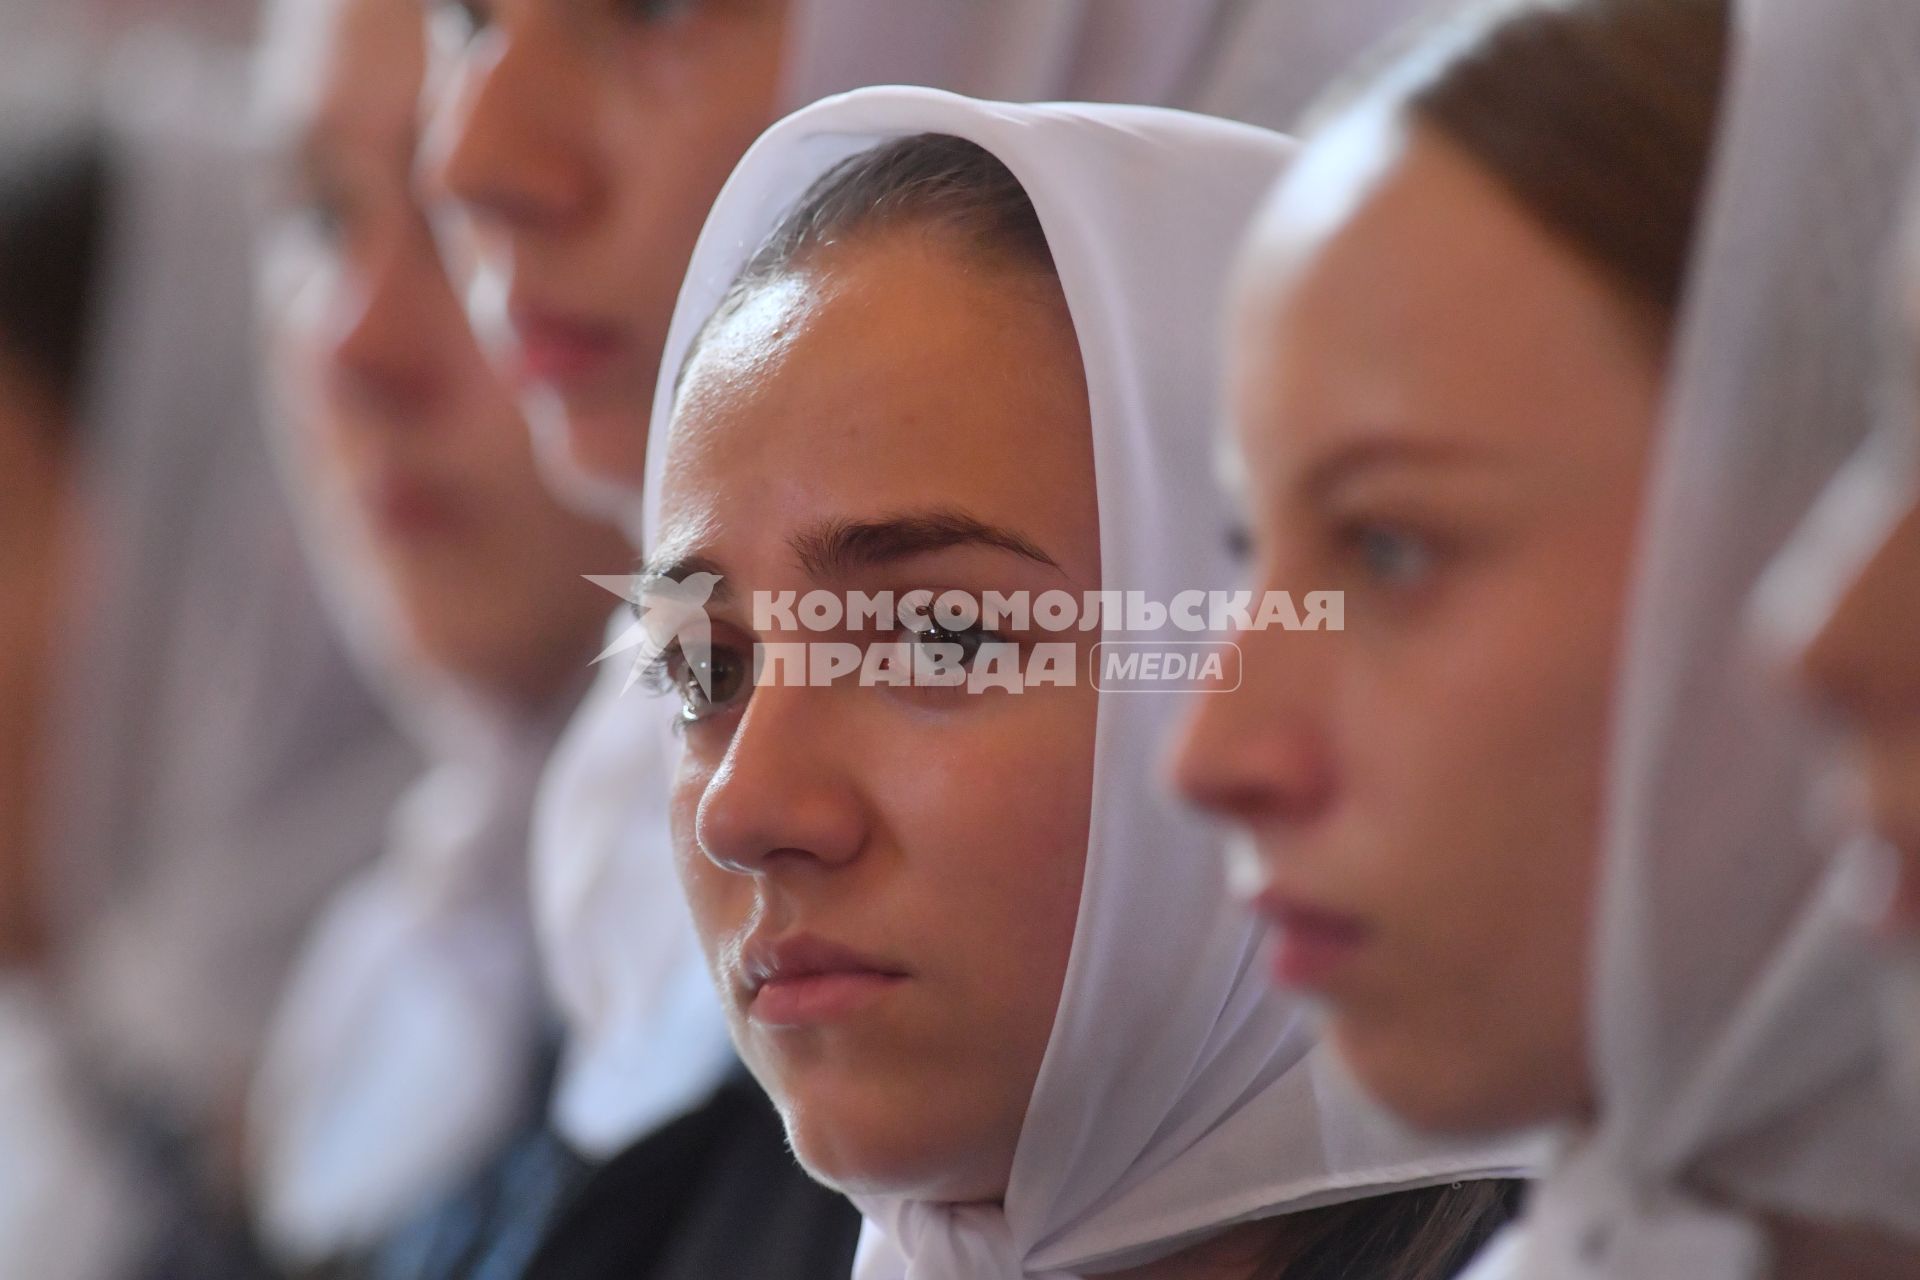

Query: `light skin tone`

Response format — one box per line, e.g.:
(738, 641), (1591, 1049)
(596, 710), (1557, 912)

(0, 351), (74, 966)
(656, 232), (1099, 1205)
(259, 0), (630, 712)
(1174, 107), (1667, 1136)
(656, 228), (1319, 1279)
(415, 0), (789, 493)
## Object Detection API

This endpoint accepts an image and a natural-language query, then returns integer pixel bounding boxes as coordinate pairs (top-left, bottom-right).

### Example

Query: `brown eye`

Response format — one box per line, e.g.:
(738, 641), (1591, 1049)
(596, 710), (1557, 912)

(666, 642), (752, 724)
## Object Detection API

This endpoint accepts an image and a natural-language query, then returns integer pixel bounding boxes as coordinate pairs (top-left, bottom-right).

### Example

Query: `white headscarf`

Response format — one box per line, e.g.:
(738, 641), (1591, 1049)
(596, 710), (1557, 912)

(781, 0), (1428, 130)
(638, 85), (1538, 1280)
(1873, 186), (1920, 1120)
(0, 981), (144, 1280)
(535, 0), (1435, 1158)
(245, 702), (558, 1264)
(1466, 0), (1920, 1276)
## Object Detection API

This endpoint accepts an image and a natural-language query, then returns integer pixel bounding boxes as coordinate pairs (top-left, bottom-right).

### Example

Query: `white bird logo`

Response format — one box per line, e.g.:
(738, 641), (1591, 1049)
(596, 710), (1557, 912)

(584, 571), (724, 697)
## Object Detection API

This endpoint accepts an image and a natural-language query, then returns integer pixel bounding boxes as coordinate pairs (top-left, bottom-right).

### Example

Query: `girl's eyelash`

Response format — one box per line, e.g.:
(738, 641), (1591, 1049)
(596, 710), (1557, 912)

(634, 645), (676, 697)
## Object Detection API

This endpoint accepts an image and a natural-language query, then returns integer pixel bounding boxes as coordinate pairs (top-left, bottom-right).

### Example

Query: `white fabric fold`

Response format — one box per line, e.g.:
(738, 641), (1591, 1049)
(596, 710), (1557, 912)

(638, 85), (1540, 1280)
(0, 982), (145, 1280)
(247, 723), (552, 1262)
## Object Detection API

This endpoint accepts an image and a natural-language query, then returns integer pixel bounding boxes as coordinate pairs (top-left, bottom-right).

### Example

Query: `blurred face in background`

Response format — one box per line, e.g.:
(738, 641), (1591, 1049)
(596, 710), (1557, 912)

(258, 0), (630, 711)
(1175, 109), (1665, 1135)
(415, 0), (789, 502)
(657, 233), (1100, 1203)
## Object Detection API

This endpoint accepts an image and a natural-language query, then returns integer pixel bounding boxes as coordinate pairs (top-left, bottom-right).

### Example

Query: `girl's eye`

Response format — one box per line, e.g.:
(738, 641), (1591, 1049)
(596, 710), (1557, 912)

(291, 190), (351, 244)
(1344, 523), (1439, 589)
(647, 640), (752, 724)
(904, 618), (996, 669)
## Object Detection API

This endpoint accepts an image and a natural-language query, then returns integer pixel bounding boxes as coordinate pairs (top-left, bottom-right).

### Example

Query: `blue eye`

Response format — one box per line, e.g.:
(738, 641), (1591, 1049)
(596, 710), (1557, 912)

(1349, 525), (1437, 588)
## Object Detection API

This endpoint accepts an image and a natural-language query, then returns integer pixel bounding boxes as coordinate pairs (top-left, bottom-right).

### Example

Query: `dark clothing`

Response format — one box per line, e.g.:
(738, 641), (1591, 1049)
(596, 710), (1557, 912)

(523, 1067), (862, 1280)
(303, 1038), (589, 1280)
(361, 1124), (590, 1280)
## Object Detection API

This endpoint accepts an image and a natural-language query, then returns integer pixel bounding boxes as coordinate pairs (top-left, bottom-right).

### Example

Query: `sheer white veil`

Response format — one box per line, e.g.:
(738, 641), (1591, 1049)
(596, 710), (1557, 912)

(1477, 0), (1920, 1275)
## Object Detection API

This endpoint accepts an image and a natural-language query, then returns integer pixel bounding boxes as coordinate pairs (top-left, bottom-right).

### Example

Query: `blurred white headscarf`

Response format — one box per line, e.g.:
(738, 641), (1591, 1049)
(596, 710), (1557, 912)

(0, 36), (409, 1280)
(1865, 189), (1920, 1118)
(536, 0), (1434, 1161)
(780, 0), (1429, 131)
(638, 85), (1538, 1280)
(1468, 0), (1920, 1276)
(40, 41), (412, 1148)
(245, 701), (558, 1265)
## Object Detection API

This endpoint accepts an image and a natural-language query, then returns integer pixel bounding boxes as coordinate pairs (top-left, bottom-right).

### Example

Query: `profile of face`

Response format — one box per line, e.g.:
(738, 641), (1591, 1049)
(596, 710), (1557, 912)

(654, 232), (1101, 1202)
(1175, 109), (1669, 1135)
(259, 0), (629, 709)
(415, 0), (789, 494)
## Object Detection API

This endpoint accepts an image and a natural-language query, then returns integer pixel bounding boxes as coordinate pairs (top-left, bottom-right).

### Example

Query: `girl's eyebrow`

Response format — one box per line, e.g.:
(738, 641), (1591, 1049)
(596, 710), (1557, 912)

(790, 508), (1060, 579)
(1299, 437), (1502, 502)
(640, 506), (1061, 602)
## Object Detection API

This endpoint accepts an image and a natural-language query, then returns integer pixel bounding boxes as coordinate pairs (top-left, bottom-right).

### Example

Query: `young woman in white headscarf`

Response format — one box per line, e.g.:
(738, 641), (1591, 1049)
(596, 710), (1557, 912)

(0, 58), (413, 1280)
(627, 85), (1536, 1280)
(1179, 0), (1920, 1276)
(243, 0), (634, 1273)
(397, 3), (1440, 1275)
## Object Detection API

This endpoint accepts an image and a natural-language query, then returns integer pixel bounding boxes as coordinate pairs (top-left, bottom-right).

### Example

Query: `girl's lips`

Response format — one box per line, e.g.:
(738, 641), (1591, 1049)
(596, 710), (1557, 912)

(749, 971), (909, 1027)
(1254, 892), (1373, 992)
(739, 933), (911, 1029)
(363, 471), (466, 540)
(506, 303), (628, 390)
